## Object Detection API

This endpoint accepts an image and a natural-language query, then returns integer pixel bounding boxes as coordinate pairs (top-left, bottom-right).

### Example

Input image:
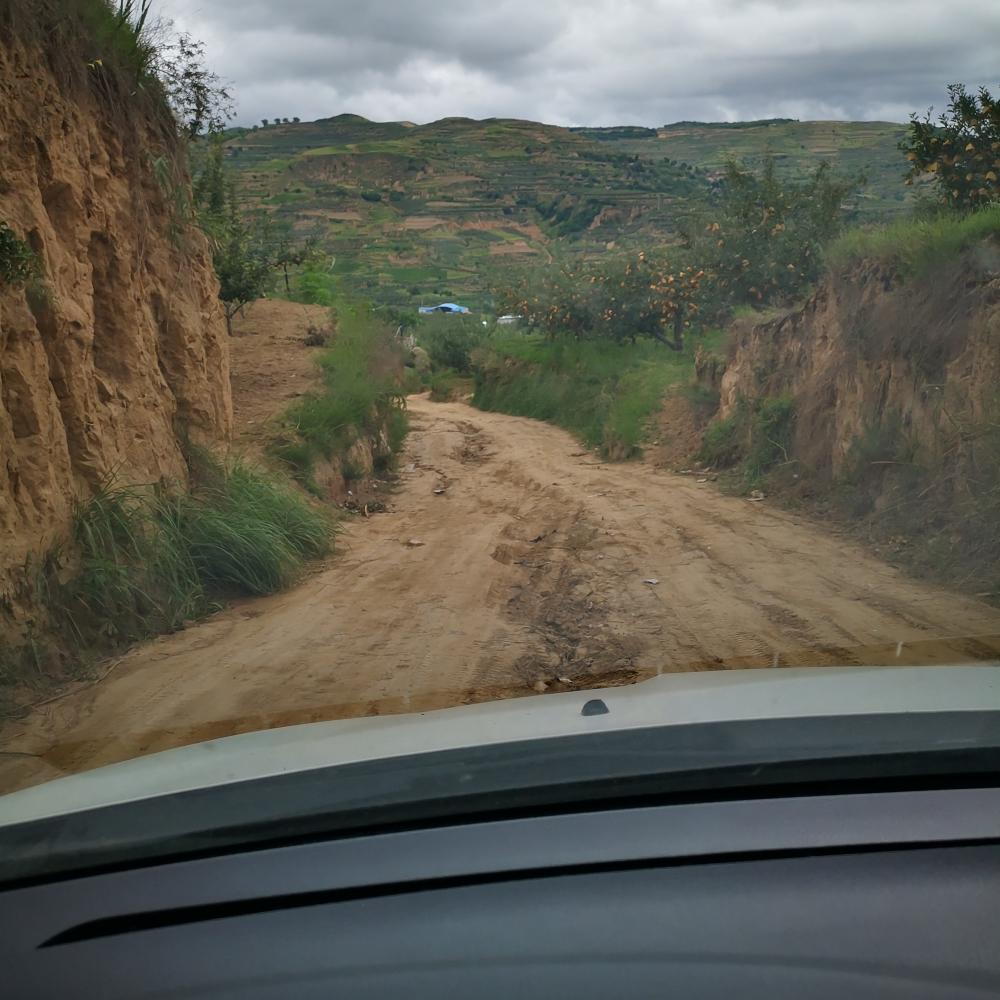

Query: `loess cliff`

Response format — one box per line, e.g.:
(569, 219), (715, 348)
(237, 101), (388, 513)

(718, 248), (1000, 480)
(709, 241), (1000, 594)
(0, 31), (232, 587)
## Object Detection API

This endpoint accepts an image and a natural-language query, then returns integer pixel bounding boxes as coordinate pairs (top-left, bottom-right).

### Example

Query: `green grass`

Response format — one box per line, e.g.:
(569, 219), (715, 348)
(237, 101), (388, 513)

(826, 204), (1000, 276)
(7, 453), (332, 674)
(427, 369), (457, 401)
(272, 300), (409, 480)
(473, 329), (725, 458)
(416, 315), (486, 373)
(697, 395), (795, 488)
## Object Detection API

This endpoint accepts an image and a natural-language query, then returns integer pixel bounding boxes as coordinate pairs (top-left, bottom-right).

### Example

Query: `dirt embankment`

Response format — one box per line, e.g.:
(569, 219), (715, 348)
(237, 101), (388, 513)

(699, 247), (1000, 593)
(716, 250), (1000, 481)
(0, 32), (231, 591)
(229, 298), (394, 506)
(3, 396), (999, 791)
(229, 299), (330, 451)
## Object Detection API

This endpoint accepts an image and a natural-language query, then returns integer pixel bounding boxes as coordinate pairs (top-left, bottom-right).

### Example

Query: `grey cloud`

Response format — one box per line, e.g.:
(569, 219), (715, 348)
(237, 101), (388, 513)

(160, 0), (1000, 126)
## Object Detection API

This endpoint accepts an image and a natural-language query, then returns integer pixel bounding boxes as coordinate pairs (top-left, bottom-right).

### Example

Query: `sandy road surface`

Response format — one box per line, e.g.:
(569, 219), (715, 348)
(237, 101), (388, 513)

(3, 396), (1000, 790)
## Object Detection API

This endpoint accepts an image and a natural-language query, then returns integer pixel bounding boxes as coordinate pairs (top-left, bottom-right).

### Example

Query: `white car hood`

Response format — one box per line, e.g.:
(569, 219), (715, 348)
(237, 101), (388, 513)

(1, 665), (998, 828)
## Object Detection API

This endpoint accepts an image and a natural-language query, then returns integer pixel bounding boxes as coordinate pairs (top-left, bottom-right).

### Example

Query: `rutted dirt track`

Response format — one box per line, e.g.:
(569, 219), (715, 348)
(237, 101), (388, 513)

(3, 396), (1000, 790)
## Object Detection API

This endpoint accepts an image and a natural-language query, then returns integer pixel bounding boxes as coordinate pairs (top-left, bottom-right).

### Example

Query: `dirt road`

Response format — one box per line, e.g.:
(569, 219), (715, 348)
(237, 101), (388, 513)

(3, 396), (1000, 790)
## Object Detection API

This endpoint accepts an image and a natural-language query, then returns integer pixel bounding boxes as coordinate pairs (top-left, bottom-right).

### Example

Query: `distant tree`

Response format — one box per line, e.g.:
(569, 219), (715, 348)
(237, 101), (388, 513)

(193, 137), (227, 216)
(902, 84), (1000, 209)
(261, 118), (268, 126)
(292, 116), (301, 123)
(273, 231), (322, 294)
(213, 208), (276, 334)
(496, 253), (705, 351)
(194, 139), (278, 333)
(686, 157), (861, 308)
(157, 34), (233, 138)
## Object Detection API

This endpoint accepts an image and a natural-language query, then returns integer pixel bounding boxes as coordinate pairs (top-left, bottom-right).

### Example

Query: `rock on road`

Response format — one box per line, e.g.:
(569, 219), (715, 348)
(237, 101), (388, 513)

(3, 395), (1000, 791)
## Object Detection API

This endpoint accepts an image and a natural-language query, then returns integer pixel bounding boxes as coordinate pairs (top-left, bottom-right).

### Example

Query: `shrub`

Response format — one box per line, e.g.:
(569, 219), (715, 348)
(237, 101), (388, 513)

(0, 222), (39, 288)
(698, 410), (744, 468)
(474, 330), (724, 459)
(825, 410), (999, 596)
(743, 396), (794, 485)
(428, 370), (457, 401)
(697, 395), (795, 487)
(294, 267), (337, 306)
(902, 84), (1000, 210)
(417, 315), (484, 372)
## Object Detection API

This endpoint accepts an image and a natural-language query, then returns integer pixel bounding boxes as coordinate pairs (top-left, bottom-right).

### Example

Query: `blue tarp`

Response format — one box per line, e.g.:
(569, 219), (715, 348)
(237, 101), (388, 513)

(418, 303), (470, 314)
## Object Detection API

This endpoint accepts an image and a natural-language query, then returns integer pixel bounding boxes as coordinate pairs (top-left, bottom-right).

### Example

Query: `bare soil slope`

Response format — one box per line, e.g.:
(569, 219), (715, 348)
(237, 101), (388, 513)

(0, 32), (231, 589)
(3, 397), (999, 791)
(228, 299), (330, 449)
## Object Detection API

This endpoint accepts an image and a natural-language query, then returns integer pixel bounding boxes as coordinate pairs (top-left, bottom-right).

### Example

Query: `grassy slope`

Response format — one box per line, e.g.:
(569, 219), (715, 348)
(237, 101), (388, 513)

(826, 203), (1000, 275)
(473, 329), (727, 458)
(220, 115), (911, 311)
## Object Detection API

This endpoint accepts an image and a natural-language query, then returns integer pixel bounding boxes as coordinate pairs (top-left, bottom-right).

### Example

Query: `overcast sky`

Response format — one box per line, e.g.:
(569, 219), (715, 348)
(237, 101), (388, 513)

(158, 0), (999, 128)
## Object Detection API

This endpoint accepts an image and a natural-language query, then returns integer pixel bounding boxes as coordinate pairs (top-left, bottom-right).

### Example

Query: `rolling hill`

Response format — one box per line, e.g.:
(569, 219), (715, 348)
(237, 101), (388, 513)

(220, 114), (911, 310)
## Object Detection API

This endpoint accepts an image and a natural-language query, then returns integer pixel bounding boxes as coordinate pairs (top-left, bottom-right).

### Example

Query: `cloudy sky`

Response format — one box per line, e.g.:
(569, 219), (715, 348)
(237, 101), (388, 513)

(159, 0), (999, 128)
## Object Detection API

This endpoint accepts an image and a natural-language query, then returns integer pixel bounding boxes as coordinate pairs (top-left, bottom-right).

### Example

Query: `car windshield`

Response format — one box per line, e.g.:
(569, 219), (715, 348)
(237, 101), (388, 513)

(1, 0), (999, 807)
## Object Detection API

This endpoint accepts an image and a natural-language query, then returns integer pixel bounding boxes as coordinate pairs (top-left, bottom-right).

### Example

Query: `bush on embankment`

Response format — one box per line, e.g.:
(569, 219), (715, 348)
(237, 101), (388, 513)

(270, 300), (409, 489)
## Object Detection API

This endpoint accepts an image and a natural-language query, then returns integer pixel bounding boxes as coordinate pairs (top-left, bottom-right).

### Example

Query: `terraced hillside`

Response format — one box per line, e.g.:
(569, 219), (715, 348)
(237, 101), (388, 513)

(576, 119), (911, 214)
(221, 114), (910, 310)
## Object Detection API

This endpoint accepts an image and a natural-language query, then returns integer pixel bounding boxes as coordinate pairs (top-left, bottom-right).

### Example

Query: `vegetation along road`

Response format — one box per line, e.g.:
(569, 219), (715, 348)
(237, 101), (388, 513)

(3, 395), (1000, 791)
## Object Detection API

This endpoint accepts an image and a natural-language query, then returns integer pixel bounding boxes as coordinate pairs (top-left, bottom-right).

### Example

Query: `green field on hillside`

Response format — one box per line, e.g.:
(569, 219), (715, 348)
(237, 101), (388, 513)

(220, 114), (912, 311)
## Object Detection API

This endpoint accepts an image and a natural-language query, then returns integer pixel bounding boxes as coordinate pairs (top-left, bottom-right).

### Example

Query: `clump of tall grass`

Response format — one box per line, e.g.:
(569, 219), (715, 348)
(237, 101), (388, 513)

(826, 204), (1000, 277)
(273, 301), (409, 481)
(52, 454), (331, 649)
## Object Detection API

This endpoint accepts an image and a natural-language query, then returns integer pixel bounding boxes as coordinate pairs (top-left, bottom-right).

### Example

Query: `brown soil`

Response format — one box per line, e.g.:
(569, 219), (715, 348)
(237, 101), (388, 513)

(489, 240), (537, 256)
(401, 216), (450, 230)
(3, 396), (1000, 791)
(0, 33), (231, 588)
(646, 392), (712, 469)
(228, 299), (330, 451)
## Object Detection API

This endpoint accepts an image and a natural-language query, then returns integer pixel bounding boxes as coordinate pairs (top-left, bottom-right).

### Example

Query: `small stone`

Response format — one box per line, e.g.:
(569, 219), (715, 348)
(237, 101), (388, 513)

(532, 680), (549, 693)
(557, 676), (573, 685)
(643, 578), (660, 585)
(406, 538), (426, 547)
